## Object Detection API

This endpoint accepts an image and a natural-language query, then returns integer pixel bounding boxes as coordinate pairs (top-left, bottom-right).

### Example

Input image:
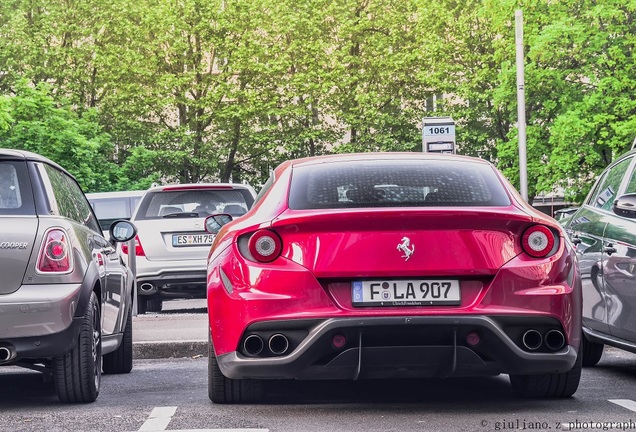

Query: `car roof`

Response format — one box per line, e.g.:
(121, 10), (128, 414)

(287, 152), (494, 168)
(86, 190), (146, 199)
(0, 148), (74, 178)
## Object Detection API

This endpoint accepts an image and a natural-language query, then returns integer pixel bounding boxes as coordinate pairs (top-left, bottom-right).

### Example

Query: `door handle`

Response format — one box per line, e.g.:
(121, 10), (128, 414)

(603, 244), (617, 255)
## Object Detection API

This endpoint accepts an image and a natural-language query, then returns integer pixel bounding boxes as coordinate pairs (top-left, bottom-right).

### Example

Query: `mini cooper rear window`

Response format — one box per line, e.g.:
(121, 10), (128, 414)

(0, 161), (35, 215)
(288, 159), (511, 209)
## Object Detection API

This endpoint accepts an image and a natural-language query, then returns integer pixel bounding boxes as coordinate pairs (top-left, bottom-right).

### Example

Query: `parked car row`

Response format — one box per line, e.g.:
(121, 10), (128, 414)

(2, 144), (635, 406)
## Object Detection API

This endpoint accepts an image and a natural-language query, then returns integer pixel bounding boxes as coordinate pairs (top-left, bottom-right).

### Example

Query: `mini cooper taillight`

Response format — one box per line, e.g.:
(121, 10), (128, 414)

(37, 228), (72, 273)
(522, 225), (556, 258)
(121, 235), (146, 256)
(247, 229), (282, 262)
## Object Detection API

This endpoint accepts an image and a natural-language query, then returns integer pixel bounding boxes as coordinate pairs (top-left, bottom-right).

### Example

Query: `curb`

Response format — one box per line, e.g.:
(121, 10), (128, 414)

(133, 341), (208, 360)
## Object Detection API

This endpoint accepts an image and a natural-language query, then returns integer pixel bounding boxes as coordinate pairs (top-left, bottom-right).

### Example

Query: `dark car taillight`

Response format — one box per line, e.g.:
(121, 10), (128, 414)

(37, 228), (72, 273)
(121, 235), (146, 256)
(522, 225), (556, 258)
(247, 229), (282, 262)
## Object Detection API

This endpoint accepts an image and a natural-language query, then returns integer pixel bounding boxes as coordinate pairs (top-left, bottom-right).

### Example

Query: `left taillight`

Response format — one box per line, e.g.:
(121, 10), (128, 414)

(246, 229), (283, 263)
(522, 225), (556, 258)
(37, 228), (72, 273)
(121, 235), (145, 256)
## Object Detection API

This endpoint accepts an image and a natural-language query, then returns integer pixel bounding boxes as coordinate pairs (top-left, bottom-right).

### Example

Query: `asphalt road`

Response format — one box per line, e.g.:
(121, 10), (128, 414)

(1, 345), (636, 432)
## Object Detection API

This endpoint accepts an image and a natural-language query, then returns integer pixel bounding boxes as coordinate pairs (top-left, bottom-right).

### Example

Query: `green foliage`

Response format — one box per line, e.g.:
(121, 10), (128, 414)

(0, 81), (117, 192)
(1, 0), (635, 199)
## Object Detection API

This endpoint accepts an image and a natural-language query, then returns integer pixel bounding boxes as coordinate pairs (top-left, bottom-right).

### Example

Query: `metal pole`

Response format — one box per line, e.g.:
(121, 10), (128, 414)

(515, 9), (528, 201)
(128, 238), (138, 316)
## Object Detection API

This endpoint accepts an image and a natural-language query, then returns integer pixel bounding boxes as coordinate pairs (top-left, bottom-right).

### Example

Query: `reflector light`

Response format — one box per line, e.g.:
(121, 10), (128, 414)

(332, 334), (347, 349)
(522, 225), (555, 258)
(37, 229), (72, 273)
(247, 229), (282, 262)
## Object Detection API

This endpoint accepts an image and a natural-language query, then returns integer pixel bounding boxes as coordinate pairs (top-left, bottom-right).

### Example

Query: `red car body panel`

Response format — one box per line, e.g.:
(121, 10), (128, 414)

(206, 153), (582, 385)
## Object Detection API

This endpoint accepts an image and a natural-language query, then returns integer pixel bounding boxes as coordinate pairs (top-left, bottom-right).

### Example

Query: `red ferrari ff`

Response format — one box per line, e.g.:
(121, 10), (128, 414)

(205, 153), (582, 403)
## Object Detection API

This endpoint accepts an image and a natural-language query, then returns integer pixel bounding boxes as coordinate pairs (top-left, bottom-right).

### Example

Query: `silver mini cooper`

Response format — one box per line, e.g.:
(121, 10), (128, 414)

(0, 149), (137, 403)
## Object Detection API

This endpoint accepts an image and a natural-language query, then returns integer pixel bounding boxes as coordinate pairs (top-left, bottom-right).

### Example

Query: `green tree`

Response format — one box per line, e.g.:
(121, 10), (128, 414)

(0, 81), (119, 192)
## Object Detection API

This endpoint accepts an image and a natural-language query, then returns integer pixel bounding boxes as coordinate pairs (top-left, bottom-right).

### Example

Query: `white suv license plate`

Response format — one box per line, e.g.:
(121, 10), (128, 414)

(172, 234), (215, 247)
(352, 279), (461, 306)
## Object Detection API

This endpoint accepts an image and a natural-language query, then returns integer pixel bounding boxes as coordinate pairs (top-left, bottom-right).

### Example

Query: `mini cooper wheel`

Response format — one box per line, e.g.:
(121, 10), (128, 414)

(509, 347), (582, 398)
(103, 304), (133, 374)
(53, 291), (102, 403)
(208, 336), (263, 404)
(581, 334), (604, 367)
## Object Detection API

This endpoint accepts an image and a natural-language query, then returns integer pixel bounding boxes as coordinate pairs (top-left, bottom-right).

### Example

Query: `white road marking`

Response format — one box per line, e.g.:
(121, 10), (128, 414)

(137, 406), (269, 432)
(609, 399), (636, 412)
(139, 406), (177, 431)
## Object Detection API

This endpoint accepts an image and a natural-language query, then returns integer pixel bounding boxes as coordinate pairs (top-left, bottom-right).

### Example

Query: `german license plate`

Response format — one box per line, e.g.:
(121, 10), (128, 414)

(352, 279), (460, 306)
(172, 233), (215, 247)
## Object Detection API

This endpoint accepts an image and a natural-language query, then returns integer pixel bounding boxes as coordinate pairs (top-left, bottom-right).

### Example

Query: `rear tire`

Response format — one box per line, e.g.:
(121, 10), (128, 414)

(146, 297), (163, 313)
(103, 304), (133, 374)
(510, 346), (582, 398)
(54, 291), (101, 403)
(208, 335), (263, 404)
(136, 296), (148, 314)
(581, 334), (604, 367)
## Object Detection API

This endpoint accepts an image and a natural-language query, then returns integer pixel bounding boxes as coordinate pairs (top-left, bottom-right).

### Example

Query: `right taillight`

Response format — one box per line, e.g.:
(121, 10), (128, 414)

(247, 229), (282, 262)
(121, 235), (146, 256)
(37, 228), (72, 273)
(522, 225), (555, 258)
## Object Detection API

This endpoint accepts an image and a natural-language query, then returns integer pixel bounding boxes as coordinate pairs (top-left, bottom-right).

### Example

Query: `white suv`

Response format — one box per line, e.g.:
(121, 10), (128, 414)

(125, 183), (256, 313)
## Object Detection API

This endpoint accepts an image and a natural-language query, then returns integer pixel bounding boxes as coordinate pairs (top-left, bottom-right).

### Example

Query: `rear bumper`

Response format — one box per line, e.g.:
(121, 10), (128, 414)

(0, 283), (84, 363)
(216, 316), (579, 380)
(0, 283), (82, 338)
(136, 259), (206, 297)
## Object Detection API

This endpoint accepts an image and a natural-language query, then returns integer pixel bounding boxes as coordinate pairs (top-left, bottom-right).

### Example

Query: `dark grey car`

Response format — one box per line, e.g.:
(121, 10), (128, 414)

(0, 149), (137, 403)
(563, 147), (636, 366)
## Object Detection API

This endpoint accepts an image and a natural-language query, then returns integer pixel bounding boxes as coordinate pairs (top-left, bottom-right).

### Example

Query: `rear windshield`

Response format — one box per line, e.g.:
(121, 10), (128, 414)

(0, 160), (36, 215)
(89, 195), (143, 231)
(135, 188), (254, 220)
(288, 159), (511, 210)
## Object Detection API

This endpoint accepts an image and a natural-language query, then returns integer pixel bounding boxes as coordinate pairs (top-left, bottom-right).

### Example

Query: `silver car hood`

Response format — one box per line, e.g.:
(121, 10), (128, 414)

(0, 217), (38, 295)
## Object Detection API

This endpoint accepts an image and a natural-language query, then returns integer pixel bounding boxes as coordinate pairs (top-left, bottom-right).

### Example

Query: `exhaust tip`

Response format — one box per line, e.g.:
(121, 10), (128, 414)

(522, 329), (543, 351)
(268, 334), (289, 355)
(140, 283), (154, 292)
(0, 345), (14, 363)
(544, 329), (566, 351)
(243, 335), (264, 356)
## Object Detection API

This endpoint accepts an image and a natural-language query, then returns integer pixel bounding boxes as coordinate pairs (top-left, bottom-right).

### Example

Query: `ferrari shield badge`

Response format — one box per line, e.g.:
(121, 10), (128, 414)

(397, 236), (415, 261)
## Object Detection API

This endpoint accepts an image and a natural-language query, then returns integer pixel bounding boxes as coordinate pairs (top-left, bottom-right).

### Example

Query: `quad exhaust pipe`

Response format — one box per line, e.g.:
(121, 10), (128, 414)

(522, 329), (543, 351)
(544, 329), (566, 351)
(522, 329), (566, 352)
(243, 335), (264, 356)
(243, 333), (290, 356)
(268, 334), (289, 355)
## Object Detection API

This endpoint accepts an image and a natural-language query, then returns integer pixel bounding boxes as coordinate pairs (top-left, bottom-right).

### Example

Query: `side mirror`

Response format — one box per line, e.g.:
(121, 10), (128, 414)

(109, 220), (137, 242)
(205, 213), (233, 234)
(613, 193), (636, 219)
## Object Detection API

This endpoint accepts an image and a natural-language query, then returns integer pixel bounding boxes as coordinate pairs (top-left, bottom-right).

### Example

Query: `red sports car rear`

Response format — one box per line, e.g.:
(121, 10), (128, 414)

(205, 153), (582, 403)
